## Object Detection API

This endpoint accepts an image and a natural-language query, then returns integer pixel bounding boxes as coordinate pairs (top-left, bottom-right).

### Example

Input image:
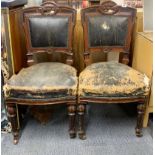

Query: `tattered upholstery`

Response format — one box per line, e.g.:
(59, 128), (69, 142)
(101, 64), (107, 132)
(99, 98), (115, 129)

(79, 61), (150, 97)
(4, 62), (77, 99)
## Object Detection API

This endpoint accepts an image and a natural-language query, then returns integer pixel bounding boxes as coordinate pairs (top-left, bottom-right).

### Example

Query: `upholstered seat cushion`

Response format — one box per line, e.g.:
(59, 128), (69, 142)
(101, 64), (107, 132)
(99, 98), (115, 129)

(4, 62), (77, 99)
(79, 61), (150, 97)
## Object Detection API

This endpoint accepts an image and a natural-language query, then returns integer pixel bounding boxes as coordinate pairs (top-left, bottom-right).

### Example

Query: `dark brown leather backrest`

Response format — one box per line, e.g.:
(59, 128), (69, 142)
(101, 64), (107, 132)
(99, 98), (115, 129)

(81, 1), (136, 66)
(29, 16), (69, 48)
(23, 2), (76, 66)
(88, 16), (129, 47)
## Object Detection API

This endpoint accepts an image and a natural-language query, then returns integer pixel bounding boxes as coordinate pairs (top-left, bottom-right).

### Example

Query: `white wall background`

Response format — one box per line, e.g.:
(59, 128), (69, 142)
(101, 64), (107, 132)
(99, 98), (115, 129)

(143, 0), (153, 31)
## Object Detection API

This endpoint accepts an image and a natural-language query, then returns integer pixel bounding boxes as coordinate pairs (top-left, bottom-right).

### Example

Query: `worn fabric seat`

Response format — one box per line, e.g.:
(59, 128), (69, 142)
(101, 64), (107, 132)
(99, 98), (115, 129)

(4, 62), (77, 99)
(79, 61), (150, 98)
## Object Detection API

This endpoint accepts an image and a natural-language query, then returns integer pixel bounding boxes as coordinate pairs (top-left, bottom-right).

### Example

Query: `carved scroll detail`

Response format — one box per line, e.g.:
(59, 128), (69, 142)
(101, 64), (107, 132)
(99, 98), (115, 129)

(40, 1), (58, 16)
(99, 1), (119, 15)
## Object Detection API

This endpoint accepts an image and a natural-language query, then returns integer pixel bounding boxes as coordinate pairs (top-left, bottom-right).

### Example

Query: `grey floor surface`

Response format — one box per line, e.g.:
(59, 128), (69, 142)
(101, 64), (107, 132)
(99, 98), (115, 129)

(1, 104), (153, 155)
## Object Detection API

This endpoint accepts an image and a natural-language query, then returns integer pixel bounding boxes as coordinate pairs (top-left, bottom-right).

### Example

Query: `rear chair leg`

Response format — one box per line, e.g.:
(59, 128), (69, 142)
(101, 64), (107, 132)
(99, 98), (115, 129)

(68, 104), (76, 138)
(77, 104), (86, 140)
(135, 103), (145, 137)
(7, 103), (19, 144)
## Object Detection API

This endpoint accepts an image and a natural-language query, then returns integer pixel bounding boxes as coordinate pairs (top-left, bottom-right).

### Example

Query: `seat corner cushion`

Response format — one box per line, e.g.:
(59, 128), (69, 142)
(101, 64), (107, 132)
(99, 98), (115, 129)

(78, 61), (150, 98)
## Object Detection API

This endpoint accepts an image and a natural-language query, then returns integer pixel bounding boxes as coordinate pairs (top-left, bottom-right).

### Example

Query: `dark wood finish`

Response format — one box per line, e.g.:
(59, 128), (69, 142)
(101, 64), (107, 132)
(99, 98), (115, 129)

(5, 2), (77, 144)
(79, 97), (146, 104)
(78, 1), (147, 139)
(135, 103), (146, 137)
(68, 105), (76, 138)
(77, 104), (86, 140)
(7, 103), (19, 144)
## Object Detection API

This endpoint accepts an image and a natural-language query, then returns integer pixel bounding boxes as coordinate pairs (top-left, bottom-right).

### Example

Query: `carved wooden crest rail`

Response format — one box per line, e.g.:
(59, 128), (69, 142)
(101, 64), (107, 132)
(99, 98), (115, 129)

(98, 1), (119, 15)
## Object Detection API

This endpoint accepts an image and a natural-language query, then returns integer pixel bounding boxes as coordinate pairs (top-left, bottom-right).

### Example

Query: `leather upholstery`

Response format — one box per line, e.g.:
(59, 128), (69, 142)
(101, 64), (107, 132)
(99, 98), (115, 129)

(88, 16), (128, 47)
(4, 63), (77, 99)
(29, 16), (69, 48)
(79, 61), (150, 97)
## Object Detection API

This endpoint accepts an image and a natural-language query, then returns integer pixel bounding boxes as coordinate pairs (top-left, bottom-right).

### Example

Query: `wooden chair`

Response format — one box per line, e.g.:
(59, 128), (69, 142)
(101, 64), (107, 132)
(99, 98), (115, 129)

(77, 1), (150, 139)
(4, 2), (77, 144)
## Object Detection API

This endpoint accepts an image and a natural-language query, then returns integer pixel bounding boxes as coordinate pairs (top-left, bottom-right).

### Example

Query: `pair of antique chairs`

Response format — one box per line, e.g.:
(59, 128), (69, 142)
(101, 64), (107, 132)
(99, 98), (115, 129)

(4, 1), (150, 144)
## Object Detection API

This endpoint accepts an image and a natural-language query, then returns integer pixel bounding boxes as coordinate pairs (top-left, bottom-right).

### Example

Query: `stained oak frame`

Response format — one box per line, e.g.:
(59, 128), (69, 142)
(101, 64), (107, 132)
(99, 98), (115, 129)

(5, 2), (77, 144)
(77, 1), (148, 140)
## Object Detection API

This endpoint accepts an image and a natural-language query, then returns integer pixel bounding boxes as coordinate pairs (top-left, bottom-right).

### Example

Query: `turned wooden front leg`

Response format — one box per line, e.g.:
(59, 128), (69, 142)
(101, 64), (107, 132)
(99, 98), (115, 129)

(135, 103), (145, 137)
(77, 104), (86, 140)
(68, 104), (76, 138)
(7, 103), (19, 144)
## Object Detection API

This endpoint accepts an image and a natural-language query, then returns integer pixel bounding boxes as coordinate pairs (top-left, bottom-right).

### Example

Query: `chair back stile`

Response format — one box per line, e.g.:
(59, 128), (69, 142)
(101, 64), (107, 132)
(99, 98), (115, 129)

(22, 2), (76, 66)
(81, 1), (136, 66)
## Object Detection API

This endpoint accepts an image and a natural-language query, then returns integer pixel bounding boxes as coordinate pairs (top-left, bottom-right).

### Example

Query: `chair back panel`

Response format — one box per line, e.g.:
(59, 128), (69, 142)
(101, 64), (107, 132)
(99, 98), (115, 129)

(81, 1), (136, 66)
(88, 16), (128, 47)
(29, 16), (69, 48)
(23, 2), (76, 66)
